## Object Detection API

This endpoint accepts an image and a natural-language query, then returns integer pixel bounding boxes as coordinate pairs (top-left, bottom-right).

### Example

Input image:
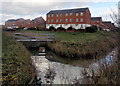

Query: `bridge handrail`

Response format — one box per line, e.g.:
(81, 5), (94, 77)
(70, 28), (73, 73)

(14, 33), (55, 36)
(15, 36), (55, 39)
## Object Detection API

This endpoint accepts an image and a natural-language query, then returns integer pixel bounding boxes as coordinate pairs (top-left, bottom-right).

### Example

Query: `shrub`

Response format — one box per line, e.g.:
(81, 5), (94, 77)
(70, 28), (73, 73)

(56, 27), (66, 31)
(67, 27), (75, 30)
(36, 26), (45, 31)
(86, 25), (98, 33)
(28, 27), (36, 30)
(49, 26), (56, 31)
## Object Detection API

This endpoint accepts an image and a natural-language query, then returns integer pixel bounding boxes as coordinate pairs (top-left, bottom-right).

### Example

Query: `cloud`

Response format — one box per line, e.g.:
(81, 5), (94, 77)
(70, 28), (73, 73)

(1, 0), (119, 25)
(1, 1), (92, 24)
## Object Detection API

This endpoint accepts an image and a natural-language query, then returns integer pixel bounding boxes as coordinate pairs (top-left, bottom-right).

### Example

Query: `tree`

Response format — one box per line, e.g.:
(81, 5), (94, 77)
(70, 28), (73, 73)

(110, 1), (120, 28)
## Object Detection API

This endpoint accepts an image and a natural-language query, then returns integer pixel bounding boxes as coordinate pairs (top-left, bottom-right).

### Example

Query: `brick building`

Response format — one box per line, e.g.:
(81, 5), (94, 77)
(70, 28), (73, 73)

(91, 17), (103, 30)
(32, 17), (46, 28)
(102, 21), (116, 31)
(46, 7), (91, 30)
(4, 17), (46, 29)
(5, 18), (25, 28)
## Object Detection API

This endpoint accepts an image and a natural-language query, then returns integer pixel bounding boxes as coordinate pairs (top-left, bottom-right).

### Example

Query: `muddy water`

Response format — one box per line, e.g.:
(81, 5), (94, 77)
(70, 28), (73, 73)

(31, 48), (118, 84)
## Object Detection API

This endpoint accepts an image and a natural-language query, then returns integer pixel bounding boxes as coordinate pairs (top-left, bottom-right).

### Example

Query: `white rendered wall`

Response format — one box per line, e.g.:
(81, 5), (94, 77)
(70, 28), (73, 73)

(46, 24), (91, 29)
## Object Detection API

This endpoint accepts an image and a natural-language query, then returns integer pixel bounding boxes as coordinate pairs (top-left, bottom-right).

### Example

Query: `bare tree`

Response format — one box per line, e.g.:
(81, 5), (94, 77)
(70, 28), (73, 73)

(110, 1), (120, 28)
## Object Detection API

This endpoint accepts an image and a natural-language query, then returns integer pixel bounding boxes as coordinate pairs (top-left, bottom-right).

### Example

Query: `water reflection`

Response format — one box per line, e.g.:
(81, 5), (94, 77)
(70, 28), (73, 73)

(31, 47), (118, 84)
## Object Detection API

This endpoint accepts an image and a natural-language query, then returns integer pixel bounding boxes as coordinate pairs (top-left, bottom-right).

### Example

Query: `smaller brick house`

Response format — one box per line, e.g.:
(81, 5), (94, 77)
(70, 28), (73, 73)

(5, 18), (25, 28)
(32, 17), (46, 28)
(22, 19), (33, 28)
(91, 17), (103, 30)
(102, 21), (116, 31)
(4, 17), (46, 30)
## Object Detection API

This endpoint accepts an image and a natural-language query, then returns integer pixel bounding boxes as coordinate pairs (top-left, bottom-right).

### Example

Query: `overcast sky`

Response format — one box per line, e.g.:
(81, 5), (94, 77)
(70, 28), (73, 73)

(0, 0), (119, 25)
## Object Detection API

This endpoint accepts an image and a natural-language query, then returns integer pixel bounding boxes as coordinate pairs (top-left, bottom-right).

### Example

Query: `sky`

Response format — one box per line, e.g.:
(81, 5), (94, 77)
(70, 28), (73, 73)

(0, 0), (119, 25)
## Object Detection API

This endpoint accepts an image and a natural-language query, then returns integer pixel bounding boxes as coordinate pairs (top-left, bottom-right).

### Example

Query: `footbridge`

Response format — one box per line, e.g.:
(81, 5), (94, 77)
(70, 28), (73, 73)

(14, 33), (56, 47)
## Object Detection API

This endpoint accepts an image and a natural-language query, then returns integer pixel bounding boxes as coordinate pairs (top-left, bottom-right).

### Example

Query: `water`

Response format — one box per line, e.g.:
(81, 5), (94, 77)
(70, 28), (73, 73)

(31, 47), (118, 84)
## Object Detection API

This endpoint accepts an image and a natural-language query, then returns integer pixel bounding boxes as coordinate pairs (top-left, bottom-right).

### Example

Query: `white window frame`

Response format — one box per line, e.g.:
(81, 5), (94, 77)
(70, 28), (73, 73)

(48, 20), (50, 23)
(66, 19), (68, 22)
(60, 19), (62, 23)
(80, 18), (83, 22)
(56, 19), (58, 23)
(76, 18), (79, 22)
(51, 14), (54, 17)
(51, 19), (53, 23)
(48, 14), (50, 17)
(60, 14), (62, 16)
(80, 12), (83, 16)
(66, 13), (68, 16)
(70, 19), (72, 22)
(76, 13), (79, 16)
(56, 14), (59, 17)
(70, 13), (73, 16)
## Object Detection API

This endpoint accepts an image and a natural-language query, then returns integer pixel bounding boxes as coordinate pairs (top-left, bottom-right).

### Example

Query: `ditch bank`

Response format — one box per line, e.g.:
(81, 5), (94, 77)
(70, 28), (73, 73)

(46, 35), (117, 60)
(2, 32), (36, 84)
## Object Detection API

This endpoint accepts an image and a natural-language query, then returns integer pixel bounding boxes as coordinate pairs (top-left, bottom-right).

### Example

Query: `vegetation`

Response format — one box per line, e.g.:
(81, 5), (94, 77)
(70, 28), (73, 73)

(14, 30), (117, 60)
(86, 25), (98, 32)
(36, 26), (45, 31)
(2, 32), (35, 84)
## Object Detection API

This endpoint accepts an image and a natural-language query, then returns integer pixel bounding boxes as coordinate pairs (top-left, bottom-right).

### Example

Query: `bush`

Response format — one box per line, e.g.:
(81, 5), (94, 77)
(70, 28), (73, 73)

(56, 27), (66, 31)
(67, 27), (75, 30)
(28, 27), (36, 30)
(49, 26), (56, 31)
(86, 25), (98, 33)
(36, 26), (45, 31)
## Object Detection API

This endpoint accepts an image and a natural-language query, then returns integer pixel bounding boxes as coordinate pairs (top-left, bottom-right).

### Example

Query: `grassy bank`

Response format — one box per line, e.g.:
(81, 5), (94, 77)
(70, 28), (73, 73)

(2, 31), (35, 84)
(46, 31), (117, 59)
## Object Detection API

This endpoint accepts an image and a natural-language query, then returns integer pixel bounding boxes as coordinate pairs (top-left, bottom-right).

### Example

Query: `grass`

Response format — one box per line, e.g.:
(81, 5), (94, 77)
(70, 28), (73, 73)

(17, 30), (107, 43)
(2, 31), (35, 84)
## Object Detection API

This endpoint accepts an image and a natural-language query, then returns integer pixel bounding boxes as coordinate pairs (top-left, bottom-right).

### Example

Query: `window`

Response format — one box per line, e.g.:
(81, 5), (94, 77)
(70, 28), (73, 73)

(76, 18), (79, 22)
(48, 14), (50, 17)
(76, 13), (79, 16)
(48, 20), (50, 23)
(51, 19), (53, 23)
(66, 13), (68, 16)
(56, 14), (59, 17)
(56, 19), (58, 23)
(80, 18), (83, 22)
(66, 19), (68, 22)
(51, 14), (54, 17)
(70, 19), (72, 22)
(80, 12), (83, 16)
(70, 13), (73, 16)
(60, 19), (62, 23)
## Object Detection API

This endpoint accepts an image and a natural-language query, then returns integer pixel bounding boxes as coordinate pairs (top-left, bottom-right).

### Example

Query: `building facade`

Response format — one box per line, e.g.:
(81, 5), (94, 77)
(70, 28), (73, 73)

(46, 8), (91, 30)
(91, 17), (103, 29)
(4, 17), (46, 30)
(102, 21), (116, 31)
